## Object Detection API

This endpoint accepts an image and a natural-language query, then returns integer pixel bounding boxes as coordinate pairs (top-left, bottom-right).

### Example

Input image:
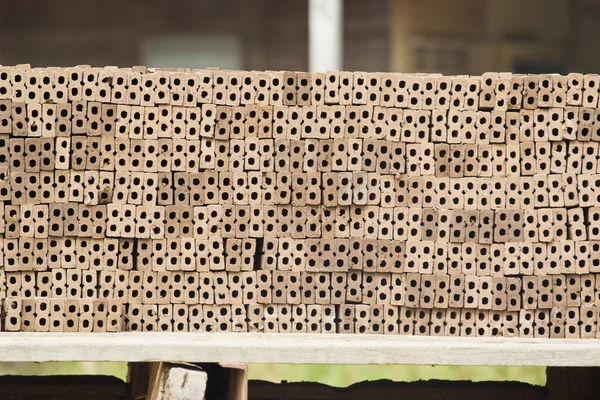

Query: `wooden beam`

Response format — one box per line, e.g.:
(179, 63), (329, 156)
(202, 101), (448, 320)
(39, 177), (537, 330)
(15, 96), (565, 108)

(249, 380), (544, 400)
(1, 332), (600, 366)
(547, 367), (600, 400)
(0, 375), (129, 399)
(129, 362), (246, 400)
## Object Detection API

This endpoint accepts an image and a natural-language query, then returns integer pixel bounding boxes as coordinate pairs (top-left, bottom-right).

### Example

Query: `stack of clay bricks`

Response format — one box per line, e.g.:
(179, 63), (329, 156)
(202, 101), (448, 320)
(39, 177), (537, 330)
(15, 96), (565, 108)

(1, 65), (600, 338)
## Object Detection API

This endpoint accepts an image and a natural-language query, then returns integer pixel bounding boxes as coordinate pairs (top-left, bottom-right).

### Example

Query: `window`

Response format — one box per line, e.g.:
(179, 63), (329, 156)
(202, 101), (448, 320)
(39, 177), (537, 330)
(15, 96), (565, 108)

(142, 34), (242, 70)
(413, 38), (468, 75)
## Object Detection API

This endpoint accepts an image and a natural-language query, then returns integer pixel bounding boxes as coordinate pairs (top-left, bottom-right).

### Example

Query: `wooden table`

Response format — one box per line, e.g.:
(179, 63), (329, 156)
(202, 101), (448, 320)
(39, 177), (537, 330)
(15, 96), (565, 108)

(0, 333), (599, 399)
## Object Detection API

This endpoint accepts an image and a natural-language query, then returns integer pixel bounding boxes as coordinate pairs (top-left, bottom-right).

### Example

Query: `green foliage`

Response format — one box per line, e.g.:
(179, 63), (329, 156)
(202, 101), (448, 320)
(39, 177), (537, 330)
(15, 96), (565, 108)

(0, 362), (128, 379)
(248, 365), (546, 387)
(0, 362), (545, 388)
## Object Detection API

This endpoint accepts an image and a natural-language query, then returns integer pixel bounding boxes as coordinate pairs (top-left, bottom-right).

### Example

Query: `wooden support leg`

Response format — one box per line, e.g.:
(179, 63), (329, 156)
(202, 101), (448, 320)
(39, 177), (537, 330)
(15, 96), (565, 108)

(128, 362), (247, 400)
(128, 362), (153, 399)
(196, 363), (248, 400)
(547, 367), (600, 400)
(128, 361), (207, 400)
(249, 379), (544, 400)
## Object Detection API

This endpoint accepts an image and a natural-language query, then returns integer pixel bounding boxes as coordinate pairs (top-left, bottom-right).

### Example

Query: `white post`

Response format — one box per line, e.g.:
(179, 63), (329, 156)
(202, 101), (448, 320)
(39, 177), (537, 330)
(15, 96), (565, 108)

(309, 0), (343, 72)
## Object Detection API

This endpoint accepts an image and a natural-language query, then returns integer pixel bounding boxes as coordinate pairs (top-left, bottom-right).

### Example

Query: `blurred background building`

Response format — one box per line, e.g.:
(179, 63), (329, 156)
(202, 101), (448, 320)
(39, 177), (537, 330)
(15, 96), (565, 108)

(0, 0), (387, 72)
(391, 0), (597, 75)
(1, 0), (598, 75)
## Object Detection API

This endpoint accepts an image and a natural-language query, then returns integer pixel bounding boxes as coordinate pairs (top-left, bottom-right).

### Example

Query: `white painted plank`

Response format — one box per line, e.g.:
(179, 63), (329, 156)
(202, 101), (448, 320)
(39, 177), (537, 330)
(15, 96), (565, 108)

(0, 332), (598, 366)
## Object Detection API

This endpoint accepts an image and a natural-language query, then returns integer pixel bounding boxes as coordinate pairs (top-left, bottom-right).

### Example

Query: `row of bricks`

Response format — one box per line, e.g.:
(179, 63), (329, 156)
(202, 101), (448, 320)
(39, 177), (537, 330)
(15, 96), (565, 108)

(2, 298), (598, 339)
(120, 304), (600, 338)
(142, 239), (600, 276)
(2, 170), (600, 211)
(2, 230), (599, 274)
(5, 135), (600, 177)
(2, 297), (122, 332)
(125, 304), (600, 338)
(0, 235), (598, 275)
(2, 101), (600, 143)
(1, 270), (599, 310)
(2, 96), (600, 142)
(0, 202), (592, 242)
(1, 66), (599, 111)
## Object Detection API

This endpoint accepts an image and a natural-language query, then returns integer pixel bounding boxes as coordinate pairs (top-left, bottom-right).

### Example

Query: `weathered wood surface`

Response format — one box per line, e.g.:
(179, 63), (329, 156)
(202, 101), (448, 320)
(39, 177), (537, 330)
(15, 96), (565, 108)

(249, 380), (545, 400)
(0, 332), (600, 366)
(0, 375), (130, 400)
(546, 367), (600, 400)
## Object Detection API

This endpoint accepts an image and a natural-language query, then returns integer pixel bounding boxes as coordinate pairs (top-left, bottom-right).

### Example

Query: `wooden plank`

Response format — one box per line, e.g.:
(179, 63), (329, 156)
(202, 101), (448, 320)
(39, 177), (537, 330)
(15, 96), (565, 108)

(547, 367), (600, 400)
(249, 380), (544, 400)
(0, 333), (598, 366)
(0, 375), (130, 399)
